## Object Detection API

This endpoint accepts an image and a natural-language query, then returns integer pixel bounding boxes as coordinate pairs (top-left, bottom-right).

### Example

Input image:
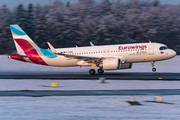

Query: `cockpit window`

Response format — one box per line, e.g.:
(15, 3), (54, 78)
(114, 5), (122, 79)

(159, 46), (169, 50)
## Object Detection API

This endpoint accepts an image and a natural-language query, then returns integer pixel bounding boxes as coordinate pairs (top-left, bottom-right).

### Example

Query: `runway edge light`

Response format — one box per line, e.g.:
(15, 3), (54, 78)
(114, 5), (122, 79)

(51, 82), (58, 87)
(125, 96), (142, 105)
(144, 96), (174, 104)
(99, 77), (106, 83)
(131, 96), (135, 102)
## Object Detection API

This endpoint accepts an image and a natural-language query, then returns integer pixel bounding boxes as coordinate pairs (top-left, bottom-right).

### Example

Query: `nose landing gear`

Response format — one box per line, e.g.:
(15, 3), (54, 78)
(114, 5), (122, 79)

(151, 61), (156, 72)
(152, 68), (156, 72)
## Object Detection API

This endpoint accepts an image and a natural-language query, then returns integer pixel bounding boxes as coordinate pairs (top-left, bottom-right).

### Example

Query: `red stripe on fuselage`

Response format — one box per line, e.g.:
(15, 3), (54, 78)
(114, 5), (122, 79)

(14, 39), (48, 65)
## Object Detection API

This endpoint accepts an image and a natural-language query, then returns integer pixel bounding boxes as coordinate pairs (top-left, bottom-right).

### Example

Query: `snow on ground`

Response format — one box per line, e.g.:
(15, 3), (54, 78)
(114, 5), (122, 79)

(1, 79), (180, 91)
(0, 55), (180, 119)
(0, 96), (180, 120)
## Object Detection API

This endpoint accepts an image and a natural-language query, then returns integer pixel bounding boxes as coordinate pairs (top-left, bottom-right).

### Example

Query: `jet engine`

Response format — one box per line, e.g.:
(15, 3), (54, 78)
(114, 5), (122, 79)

(120, 63), (132, 69)
(103, 58), (121, 70)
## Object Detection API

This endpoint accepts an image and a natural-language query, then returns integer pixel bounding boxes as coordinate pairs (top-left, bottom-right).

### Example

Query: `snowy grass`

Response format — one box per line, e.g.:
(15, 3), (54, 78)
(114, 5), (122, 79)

(0, 96), (180, 120)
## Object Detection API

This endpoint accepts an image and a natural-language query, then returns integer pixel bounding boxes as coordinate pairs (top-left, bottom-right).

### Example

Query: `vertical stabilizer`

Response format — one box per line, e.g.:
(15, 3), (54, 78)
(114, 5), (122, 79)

(9, 24), (40, 55)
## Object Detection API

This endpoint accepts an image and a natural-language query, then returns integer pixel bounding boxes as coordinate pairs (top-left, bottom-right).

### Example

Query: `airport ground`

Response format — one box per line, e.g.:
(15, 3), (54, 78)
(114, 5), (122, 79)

(0, 55), (180, 96)
(0, 72), (180, 80)
(0, 55), (180, 119)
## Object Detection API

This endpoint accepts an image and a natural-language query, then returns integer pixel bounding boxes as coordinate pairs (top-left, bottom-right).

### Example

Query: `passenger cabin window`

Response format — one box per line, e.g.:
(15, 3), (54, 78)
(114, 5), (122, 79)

(159, 46), (169, 50)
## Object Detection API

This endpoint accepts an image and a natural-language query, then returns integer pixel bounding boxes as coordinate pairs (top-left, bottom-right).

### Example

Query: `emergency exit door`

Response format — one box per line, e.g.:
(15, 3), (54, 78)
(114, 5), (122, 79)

(149, 44), (154, 55)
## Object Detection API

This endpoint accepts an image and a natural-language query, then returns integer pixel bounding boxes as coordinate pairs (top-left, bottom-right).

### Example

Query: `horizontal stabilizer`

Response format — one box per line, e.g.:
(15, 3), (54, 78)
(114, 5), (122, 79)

(9, 54), (29, 57)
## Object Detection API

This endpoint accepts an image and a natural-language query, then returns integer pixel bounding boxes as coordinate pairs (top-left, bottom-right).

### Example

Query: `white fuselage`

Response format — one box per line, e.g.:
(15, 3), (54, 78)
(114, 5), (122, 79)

(40, 43), (176, 67)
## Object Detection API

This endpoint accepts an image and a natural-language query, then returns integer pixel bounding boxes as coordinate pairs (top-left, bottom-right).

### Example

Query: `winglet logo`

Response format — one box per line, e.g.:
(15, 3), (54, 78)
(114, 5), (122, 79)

(160, 51), (164, 54)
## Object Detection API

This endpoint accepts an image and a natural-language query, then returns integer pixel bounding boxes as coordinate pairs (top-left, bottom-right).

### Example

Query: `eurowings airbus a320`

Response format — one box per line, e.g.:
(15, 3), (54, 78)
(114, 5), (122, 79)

(8, 24), (176, 75)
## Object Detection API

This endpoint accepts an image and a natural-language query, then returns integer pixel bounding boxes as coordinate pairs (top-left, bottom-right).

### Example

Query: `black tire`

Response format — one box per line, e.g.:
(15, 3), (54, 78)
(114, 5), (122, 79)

(98, 69), (104, 74)
(89, 69), (95, 75)
(152, 68), (156, 72)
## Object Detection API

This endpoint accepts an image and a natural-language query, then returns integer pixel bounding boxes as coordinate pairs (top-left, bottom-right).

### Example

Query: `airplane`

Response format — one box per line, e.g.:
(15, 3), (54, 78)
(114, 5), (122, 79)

(8, 24), (176, 75)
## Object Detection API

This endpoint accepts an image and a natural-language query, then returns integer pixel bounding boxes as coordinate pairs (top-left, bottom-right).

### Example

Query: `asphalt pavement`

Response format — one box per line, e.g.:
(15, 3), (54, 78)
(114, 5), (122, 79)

(0, 72), (180, 80)
(0, 89), (180, 96)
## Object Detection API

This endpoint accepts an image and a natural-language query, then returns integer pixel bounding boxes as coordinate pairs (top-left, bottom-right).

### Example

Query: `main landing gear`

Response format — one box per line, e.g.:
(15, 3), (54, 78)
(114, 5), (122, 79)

(98, 68), (104, 74)
(89, 68), (104, 75)
(89, 69), (95, 75)
(151, 61), (156, 72)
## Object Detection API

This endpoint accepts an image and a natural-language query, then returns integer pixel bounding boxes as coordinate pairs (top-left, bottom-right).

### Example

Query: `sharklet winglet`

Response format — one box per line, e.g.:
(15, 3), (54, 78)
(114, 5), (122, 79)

(90, 42), (94, 46)
(47, 42), (58, 54)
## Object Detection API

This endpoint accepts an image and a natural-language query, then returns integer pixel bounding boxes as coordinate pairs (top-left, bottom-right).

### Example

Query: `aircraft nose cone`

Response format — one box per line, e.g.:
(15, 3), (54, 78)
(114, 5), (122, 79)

(173, 50), (176, 56)
(170, 50), (176, 58)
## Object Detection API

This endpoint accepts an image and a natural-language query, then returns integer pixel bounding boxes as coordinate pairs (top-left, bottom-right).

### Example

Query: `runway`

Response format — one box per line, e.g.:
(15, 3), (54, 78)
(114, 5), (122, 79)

(1, 55), (180, 97)
(1, 89), (180, 96)
(1, 72), (180, 80)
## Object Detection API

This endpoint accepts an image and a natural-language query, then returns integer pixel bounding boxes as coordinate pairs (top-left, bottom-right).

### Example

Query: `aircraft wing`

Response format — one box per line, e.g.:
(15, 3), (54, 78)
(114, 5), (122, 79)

(57, 53), (112, 62)
(47, 42), (112, 62)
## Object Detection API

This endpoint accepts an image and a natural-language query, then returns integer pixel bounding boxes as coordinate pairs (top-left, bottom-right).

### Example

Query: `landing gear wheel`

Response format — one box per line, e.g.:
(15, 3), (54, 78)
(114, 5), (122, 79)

(151, 61), (156, 72)
(152, 68), (156, 72)
(98, 68), (104, 74)
(89, 69), (95, 75)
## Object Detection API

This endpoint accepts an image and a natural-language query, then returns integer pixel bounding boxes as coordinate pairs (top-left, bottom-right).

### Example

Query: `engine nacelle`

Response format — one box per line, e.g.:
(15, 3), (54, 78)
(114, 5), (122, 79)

(120, 63), (132, 69)
(103, 58), (121, 70)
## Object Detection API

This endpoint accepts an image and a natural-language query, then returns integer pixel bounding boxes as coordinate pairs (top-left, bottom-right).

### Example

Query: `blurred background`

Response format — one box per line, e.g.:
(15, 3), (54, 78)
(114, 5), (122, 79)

(0, 0), (180, 54)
